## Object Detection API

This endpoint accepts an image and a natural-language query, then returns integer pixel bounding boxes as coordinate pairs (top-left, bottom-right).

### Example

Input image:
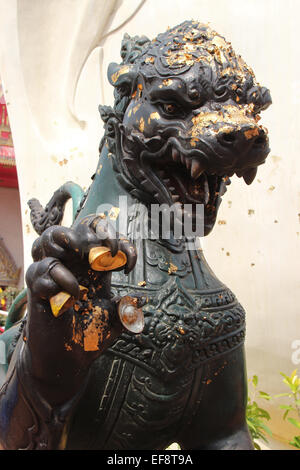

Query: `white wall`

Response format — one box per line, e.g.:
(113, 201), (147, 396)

(0, 0), (299, 447)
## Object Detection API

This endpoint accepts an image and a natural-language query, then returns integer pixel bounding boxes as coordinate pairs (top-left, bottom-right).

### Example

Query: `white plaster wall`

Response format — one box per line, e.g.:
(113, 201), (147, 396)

(0, 0), (299, 447)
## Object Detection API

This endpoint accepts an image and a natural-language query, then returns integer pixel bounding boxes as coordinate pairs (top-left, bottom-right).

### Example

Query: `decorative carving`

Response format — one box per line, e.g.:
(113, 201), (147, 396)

(28, 181), (84, 235)
(0, 237), (20, 287)
(110, 276), (245, 377)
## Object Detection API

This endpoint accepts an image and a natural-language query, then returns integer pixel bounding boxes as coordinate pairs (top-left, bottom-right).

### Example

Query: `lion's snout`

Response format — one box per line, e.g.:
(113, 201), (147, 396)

(217, 124), (267, 149)
(186, 103), (270, 178)
(216, 122), (269, 162)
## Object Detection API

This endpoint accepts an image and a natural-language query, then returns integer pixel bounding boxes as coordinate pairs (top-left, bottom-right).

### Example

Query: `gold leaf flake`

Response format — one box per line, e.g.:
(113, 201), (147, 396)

(168, 263), (178, 275)
(139, 117), (145, 133)
(108, 206), (120, 221)
(111, 65), (130, 84)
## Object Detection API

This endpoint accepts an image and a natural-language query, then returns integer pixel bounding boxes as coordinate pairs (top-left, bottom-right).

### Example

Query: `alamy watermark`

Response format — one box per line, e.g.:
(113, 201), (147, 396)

(0, 340), (5, 365)
(291, 340), (300, 365)
(95, 196), (204, 250)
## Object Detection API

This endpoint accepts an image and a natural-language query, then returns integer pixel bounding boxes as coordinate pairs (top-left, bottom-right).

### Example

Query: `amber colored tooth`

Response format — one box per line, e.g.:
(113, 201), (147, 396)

(242, 167), (257, 185)
(50, 292), (73, 318)
(88, 246), (127, 271)
(191, 159), (204, 180)
(172, 148), (180, 162)
(50, 285), (88, 318)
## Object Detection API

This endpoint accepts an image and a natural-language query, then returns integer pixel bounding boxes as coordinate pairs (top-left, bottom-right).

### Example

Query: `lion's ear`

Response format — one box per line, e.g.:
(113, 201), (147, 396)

(246, 85), (272, 113)
(259, 87), (272, 111)
(107, 62), (138, 93)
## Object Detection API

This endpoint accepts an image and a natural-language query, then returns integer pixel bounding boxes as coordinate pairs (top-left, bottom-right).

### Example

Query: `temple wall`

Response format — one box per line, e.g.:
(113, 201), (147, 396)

(0, 0), (299, 448)
(0, 186), (23, 289)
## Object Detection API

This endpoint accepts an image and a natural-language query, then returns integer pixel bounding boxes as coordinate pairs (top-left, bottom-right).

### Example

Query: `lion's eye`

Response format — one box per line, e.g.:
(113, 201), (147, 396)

(162, 103), (181, 115)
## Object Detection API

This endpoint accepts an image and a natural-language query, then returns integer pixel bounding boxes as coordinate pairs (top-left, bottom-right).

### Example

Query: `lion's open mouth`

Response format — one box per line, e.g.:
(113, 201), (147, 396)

(151, 146), (231, 210)
(119, 127), (261, 235)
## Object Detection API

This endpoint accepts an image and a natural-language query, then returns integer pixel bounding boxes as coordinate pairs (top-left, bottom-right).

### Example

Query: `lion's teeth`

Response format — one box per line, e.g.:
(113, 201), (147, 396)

(172, 148), (180, 162)
(169, 186), (175, 192)
(172, 194), (180, 202)
(235, 169), (244, 177)
(191, 159), (204, 180)
(242, 167), (257, 185)
(185, 159), (191, 170)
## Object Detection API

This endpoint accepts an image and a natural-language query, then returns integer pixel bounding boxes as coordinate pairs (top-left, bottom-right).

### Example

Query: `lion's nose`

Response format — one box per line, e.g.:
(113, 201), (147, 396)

(217, 126), (268, 150)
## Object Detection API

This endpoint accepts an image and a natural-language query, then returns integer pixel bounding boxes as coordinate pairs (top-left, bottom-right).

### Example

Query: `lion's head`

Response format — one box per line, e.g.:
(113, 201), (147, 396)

(101, 20), (271, 236)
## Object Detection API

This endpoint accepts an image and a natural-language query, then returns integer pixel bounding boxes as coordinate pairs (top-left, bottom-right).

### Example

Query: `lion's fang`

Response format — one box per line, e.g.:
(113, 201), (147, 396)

(191, 159), (204, 180)
(172, 148), (180, 162)
(242, 167), (257, 185)
(185, 159), (192, 170)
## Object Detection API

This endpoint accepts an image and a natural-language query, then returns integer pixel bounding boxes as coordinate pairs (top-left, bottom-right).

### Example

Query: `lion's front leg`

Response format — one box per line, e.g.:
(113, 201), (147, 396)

(0, 215), (141, 450)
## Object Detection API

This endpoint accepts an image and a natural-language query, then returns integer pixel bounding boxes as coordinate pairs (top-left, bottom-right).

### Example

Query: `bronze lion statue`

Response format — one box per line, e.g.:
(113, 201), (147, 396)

(0, 20), (271, 450)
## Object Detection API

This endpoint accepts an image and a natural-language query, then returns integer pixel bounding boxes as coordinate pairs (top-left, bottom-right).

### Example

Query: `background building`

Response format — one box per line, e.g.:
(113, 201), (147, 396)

(0, 77), (23, 325)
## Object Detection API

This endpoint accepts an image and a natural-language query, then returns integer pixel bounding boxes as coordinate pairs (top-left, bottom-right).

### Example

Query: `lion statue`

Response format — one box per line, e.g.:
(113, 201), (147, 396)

(0, 20), (271, 450)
